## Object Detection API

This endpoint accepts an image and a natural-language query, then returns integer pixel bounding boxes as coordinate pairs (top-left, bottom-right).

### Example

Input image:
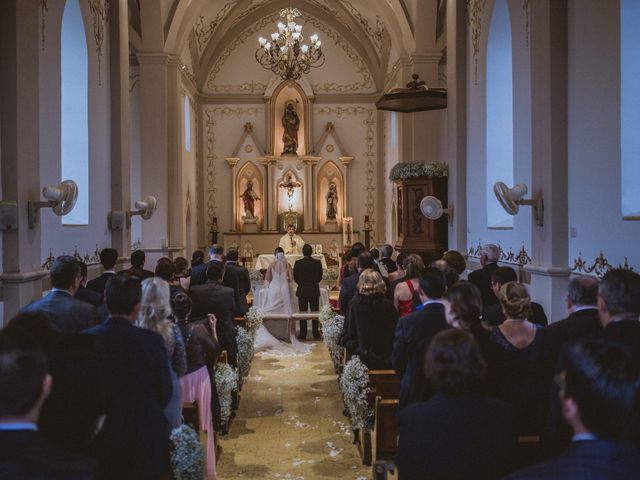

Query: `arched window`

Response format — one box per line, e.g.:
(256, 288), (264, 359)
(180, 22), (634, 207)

(184, 95), (191, 152)
(621, 0), (640, 218)
(61, 0), (89, 225)
(486, 0), (514, 228)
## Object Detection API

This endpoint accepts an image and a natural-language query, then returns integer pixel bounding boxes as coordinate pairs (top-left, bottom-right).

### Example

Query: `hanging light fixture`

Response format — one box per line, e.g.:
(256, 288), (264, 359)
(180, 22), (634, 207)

(255, 7), (325, 81)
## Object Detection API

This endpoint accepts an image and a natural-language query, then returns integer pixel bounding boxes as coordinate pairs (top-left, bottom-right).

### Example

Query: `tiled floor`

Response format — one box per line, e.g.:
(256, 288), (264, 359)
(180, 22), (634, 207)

(217, 343), (371, 480)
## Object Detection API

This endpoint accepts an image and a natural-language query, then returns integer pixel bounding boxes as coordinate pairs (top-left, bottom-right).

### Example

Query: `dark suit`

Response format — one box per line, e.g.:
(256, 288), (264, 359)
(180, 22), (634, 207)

(0, 429), (94, 480)
(22, 290), (96, 334)
(226, 261), (251, 315)
(504, 439), (640, 480)
(75, 285), (103, 307)
(468, 262), (499, 307)
(397, 392), (516, 480)
(294, 256), (324, 339)
(83, 316), (173, 480)
(189, 281), (237, 362)
(546, 307), (601, 347)
(86, 272), (116, 295)
(350, 294), (398, 369)
(127, 267), (154, 280)
(380, 257), (397, 274)
(191, 260), (243, 315)
(483, 301), (548, 327)
(339, 272), (361, 350)
(598, 319), (640, 362)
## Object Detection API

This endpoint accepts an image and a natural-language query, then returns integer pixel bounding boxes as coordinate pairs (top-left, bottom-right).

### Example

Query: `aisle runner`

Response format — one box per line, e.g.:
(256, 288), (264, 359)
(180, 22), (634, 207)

(217, 344), (370, 480)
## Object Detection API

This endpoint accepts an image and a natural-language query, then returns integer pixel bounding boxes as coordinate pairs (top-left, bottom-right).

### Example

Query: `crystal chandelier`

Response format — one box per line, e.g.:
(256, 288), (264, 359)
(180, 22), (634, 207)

(255, 7), (325, 81)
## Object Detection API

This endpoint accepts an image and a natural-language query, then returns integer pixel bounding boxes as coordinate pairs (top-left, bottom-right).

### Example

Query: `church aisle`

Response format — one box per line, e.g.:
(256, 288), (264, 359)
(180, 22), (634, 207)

(217, 344), (371, 480)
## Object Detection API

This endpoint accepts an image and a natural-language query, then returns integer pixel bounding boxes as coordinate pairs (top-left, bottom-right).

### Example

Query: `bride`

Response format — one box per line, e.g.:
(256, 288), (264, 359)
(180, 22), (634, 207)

(254, 248), (312, 356)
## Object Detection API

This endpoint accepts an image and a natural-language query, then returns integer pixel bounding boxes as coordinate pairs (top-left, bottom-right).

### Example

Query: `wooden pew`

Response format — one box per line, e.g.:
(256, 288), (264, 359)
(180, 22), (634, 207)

(372, 398), (399, 461)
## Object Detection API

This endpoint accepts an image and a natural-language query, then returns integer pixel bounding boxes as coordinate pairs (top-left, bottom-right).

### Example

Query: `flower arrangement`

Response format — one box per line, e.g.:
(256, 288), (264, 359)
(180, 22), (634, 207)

(388, 161), (448, 181)
(245, 306), (264, 337)
(322, 266), (340, 283)
(319, 306), (344, 371)
(215, 362), (238, 425)
(170, 424), (205, 480)
(249, 269), (264, 281)
(340, 355), (373, 430)
(236, 327), (254, 380)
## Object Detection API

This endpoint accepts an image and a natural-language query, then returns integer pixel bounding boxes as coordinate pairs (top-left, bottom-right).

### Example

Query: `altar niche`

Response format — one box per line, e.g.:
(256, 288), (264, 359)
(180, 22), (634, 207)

(266, 79), (313, 157)
(237, 162), (264, 232)
(317, 160), (344, 232)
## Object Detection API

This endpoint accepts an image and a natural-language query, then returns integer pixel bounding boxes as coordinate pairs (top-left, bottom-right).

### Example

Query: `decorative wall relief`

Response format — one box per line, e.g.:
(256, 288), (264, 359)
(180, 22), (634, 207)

(468, 241), (533, 266)
(340, 0), (385, 57)
(39, 0), (48, 50)
(466, 0), (486, 85)
(523, 0), (530, 48)
(88, 0), (109, 85)
(129, 73), (140, 92)
(572, 252), (634, 277)
(194, 1), (238, 52)
(42, 246), (101, 270)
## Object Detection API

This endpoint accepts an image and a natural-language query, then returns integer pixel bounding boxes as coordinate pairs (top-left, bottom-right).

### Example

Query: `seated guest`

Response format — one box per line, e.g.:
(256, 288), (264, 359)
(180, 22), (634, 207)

(442, 249), (467, 276)
(22, 256), (95, 333)
(393, 254), (426, 317)
(137, 277), (187, 430)
(86, 248), (118, 295)
(348, 269), (398, 369)
(8, 311), (58, 359)
(189, 262), (238, 366)
(39, 334), (108, 457)
(155, 257), (184, 300)
(397, 329), (516, 480)
(128, 250), (154, 279)
(173, 256), (191, 292)
(75, 260), (103, 307)
(83, 274), (173, 479)
(505, 338), (640, 479)
(225, 249), (251, 316)
(0, 329), (93, 479)
(597, 268), (640, 361)
(468, 243), (500, 307)
(482, 267), (548, 326)
(380, 244), (397, 275)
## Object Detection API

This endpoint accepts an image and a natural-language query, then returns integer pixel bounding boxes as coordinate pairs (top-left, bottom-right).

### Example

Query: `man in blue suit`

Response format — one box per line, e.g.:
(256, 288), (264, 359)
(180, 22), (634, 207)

(22, 256), (96, 333)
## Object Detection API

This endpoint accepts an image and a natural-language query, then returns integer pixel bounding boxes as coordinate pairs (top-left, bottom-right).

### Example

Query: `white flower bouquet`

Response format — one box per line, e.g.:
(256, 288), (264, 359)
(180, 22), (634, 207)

(170, 424), (205, 480)
(319, 306), (344, 371)
(214, 362), (238, 425)
(236, 327), (254, 380)
(340, 355), (373, 430)
(389, 161), (449, 181)
(245, 306), (264, 338)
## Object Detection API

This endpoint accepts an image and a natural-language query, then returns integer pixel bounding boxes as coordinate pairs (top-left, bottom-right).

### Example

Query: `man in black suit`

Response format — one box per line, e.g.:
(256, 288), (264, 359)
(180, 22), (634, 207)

(22, 256), (96, 333)
(0, 328), (93, 479)
(392, 267), (448, 409)
(505, 338), (640, 479)
(190, 262), (238, 365)
(75, 260), (103, 307)
(294, 244), (324, 340)
(127, 250), (154, 279)
(84, 274), (173, 479)
(482, 266), (548, 326)
(86, 248), (118, 295)
(191, 245), (242, 314)
(468, 243), (500, 307)
(380, 244), (397, 275)
(225, 249), (251, 316)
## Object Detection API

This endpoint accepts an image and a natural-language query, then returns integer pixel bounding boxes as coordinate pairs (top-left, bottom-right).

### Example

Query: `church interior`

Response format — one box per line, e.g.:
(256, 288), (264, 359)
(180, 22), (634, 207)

(2, 0), (640, 479)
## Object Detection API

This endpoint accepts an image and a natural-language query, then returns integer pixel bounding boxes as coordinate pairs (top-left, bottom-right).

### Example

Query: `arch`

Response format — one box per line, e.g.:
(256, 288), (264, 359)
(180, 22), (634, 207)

(61, 0), (89, 226)
(316, 160), (345, 230)
(485, 0), (514, 228)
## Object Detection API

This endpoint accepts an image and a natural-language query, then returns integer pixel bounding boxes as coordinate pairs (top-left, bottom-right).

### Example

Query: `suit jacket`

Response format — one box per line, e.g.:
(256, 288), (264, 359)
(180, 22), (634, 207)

(127, 267), (154, 280)
(397, 392), (516, 480)
(483, 301), (548, 327)
(86, 272), (116, 295)
(380, 257), (397, 274)
(598, 319), (640, 362)
(350, 294), (398, 369)
(191, 260), (243, 315)
(339, 271), (360, 315)
(504, 439), (640, 480)
(189, 281), (237, 358)
(75, 285), (103, 307)
(83, 316), (173, 479)
(293, 256), (323, 298)
(468, 262), (499, 307)
(546, 308), (602, 347)
(225, 261), (251, 315)
(22, 290), (96, 334)
(0, 429), (94, 480)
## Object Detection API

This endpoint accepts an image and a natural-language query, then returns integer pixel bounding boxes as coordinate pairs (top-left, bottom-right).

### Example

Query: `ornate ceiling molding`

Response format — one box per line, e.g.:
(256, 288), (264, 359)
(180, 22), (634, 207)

(194, 1), (238, 52)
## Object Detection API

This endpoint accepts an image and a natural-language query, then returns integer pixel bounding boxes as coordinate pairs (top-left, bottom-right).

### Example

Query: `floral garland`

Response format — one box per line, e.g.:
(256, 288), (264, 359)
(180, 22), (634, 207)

(236, 327), (254, 380)
(319, 306), (344, 371)
(214, 363), (238, 425)
(388, 162), (449, 181)
(249, 269), (264, 282)
(245, 306), (264, 337)
(170, 424), (205, 480)
(340, 355), (373, 430)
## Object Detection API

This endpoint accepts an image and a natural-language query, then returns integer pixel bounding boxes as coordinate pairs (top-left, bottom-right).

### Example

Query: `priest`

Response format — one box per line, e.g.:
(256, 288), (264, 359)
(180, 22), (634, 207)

(279, 225), (305, 255)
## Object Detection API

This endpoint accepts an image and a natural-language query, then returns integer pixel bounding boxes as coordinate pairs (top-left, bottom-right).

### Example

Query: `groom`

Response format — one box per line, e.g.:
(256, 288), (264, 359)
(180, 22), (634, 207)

(293, 244), (323, 340)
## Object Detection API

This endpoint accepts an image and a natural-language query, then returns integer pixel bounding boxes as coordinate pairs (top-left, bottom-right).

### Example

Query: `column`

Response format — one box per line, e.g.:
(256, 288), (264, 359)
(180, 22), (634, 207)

(225, 157), (240, 231)
(258, 157), (270, 230)
(166, 56), (185, 254)
(268, 158), (278, 231)
(340, 157), (354, 218)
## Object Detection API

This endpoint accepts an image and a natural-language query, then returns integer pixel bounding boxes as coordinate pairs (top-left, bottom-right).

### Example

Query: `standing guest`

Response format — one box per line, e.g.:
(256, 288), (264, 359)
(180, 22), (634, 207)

(294, 244), (324, 340)
(397, 329), (516, 480)
(349, 269), (398, 369)
(191, 245), (242, 312)
(86, 248), (118, 295)
(173, 257), (192, 292)
(393, 254), (426, 317)
(137, 277), (187, 429)
(380, 244), (398, 275)
(75, 260), (103, 307)
(225, 249), (251, 316)
(337, 251), (356, 287)
(370, 247), (388, 278)
(22, 256), (96, 334)
(8, 311), (58, 359)
(468, 243), (500, 307)
(0, 329), (93, 479)
(442, 249), (467, 276)
(155, 257), (185, 300)
(191, 250), (205, 268)
(387, 252), (408, 285)
(505, 338), (640, 479)
(128, 250), (154, 279)
(83, 274), (173, 480)
(339, 252), (376, 351)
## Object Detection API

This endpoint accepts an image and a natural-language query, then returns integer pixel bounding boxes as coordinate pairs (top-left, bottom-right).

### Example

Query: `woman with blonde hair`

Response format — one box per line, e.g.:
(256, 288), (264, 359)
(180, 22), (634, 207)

(137, 277), (187, 429)
(393, 254), (426, 317)
(347, 269), (398, 369)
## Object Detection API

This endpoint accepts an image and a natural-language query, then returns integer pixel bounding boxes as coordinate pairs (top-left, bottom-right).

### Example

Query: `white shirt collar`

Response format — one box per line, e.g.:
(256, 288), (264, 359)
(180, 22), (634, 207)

(103, 270), (116, 275)
(51, 288), (72, 295)
(423, 299), (443, 307)
(572, 433), (597, 442)
(571, 305), (598, 313)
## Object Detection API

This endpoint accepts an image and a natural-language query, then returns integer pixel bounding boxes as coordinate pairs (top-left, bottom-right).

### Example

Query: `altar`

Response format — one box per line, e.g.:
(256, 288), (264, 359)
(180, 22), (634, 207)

(255, 253), (328, 270)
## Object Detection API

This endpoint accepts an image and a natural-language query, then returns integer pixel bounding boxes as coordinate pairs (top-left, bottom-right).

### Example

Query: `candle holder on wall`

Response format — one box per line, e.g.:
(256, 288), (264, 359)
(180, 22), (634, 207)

(363, 215), (372, 250)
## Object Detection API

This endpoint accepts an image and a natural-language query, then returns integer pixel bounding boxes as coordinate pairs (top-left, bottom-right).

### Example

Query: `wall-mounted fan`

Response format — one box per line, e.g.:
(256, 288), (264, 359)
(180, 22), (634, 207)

(493, 182), (544, 226)
(108, 195), (158, 231)
(28, 180), (79, 228)
(419, 196), (453, 225)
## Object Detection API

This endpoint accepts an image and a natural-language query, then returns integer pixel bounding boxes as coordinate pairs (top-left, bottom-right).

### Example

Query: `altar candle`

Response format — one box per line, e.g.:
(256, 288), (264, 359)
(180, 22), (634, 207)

(365, 215), (370, 222)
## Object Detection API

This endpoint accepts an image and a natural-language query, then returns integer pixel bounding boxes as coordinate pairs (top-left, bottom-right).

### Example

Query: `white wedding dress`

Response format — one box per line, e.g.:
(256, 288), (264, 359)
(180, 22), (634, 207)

(254, 252), (313, 357)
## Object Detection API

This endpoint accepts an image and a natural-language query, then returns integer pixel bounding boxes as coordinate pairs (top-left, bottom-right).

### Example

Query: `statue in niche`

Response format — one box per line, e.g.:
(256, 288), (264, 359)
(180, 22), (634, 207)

(282, 101), (300, 155)
(240, 180), (260, 220)
(326, 182), (339, 221)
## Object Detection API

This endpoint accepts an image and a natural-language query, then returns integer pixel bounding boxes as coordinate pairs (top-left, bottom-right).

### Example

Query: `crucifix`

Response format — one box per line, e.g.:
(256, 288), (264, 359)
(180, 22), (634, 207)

(279, 173), (301, 211)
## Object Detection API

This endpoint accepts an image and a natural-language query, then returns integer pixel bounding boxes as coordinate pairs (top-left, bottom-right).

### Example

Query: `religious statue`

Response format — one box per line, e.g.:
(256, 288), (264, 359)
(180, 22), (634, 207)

(279, 173), (302, 212)
(282, 101), (300, 155)
(240, 180), (260, 220)
(326, 182), (338, 221)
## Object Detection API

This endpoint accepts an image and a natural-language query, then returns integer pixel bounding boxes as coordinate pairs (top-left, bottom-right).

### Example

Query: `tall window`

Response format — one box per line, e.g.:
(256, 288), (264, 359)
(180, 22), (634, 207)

(486, 0), (514, 228)
(61, 0), (89, 225)
(184, 95), (191, 152)
(621, 0), (640, 218)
